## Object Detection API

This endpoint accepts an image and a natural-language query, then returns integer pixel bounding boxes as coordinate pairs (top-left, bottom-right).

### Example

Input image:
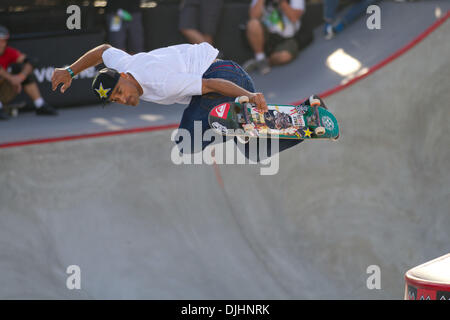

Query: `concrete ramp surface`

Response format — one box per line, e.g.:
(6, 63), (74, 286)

(1, 20), (450, 299)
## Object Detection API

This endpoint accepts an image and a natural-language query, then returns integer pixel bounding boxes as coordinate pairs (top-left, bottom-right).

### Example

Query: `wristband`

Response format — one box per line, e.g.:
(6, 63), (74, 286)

(66, 67), (75, 78)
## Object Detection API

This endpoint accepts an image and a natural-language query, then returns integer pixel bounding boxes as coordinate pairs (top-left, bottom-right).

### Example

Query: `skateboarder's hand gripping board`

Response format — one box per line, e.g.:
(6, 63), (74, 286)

(201, 78), (268, 113)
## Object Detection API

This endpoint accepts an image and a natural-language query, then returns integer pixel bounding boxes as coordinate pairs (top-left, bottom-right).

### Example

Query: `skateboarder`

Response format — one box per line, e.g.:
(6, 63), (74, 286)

(51, 42), (302, 159)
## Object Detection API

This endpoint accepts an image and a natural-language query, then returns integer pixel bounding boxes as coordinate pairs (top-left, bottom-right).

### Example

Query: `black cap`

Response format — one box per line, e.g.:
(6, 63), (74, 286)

(91, 68), (120, 104)
(0, 25), (9, 39)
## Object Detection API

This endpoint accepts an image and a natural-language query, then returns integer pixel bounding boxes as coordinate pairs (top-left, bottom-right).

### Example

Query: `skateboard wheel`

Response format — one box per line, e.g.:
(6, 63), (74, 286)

(315, 127), (326, 135)
(237, 96), (249, 104)
(236, 135), (250, 144)
(310, 98), (321, 107)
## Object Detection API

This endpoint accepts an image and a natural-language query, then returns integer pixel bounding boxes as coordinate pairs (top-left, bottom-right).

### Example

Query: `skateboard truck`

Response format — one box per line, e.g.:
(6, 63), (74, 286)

(236, 96), (252, 127)
(310, 97), (326, 136)
(235, 96), (259, 139)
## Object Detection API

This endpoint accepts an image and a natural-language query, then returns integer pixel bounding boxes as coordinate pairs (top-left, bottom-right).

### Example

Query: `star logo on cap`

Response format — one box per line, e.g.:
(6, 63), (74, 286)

(94, 83), (111, 99)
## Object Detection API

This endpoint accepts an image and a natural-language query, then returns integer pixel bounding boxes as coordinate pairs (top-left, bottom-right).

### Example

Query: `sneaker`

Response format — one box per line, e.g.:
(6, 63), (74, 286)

(324, 23), (335, 40)
(257, 58), (271, 75)
(36, 103), (58, 116)
(0, 108), (10, 120)
(242, 58), (260, 73)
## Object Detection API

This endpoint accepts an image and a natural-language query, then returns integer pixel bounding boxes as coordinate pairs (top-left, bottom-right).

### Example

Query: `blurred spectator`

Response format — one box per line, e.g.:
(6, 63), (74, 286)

(323, 0), (378, 39)
(179, 0), (224, 46)
(105, 0), (144, 54)
(0, 26), (57, 120)
(242, 0), (305, 75)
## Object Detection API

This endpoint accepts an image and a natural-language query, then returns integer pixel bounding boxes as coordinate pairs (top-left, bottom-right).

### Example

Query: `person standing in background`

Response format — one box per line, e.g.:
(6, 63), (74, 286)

(105, 0), (145, 54)
(179, 0), (224, 45)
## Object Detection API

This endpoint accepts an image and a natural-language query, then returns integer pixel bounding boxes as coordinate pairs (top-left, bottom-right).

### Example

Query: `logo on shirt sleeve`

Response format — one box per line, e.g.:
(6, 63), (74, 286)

(211, 103), (230, 119)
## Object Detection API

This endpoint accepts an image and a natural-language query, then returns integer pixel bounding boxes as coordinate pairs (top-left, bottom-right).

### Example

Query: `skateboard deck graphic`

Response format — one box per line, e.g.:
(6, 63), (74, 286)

(208, 98), (339, 140)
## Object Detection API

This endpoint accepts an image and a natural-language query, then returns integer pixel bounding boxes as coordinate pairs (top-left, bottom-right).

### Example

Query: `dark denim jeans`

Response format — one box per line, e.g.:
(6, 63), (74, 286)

(176, 60), (302, 161)
(324, 0), (378, 26)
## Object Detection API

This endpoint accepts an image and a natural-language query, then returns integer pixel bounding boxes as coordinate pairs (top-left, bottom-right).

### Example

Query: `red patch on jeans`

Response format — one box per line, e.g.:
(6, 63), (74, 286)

(211, 103), (230, 119)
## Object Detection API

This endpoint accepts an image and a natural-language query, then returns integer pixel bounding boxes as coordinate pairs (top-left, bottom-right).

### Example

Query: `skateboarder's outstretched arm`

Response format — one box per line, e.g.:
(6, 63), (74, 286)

(202, 78), (268, 112)
(51, 44), (112, 93)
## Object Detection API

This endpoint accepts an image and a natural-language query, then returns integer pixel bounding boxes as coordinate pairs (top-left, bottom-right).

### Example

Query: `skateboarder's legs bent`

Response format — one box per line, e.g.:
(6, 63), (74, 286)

(175, 59), (302, 160)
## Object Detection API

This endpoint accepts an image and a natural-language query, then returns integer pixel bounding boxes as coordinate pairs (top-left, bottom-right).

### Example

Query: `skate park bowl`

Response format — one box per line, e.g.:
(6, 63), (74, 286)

(1, 8), (450, 299)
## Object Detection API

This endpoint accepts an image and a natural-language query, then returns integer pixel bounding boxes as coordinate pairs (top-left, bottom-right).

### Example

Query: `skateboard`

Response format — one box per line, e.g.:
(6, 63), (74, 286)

(2, 101), (26, 117)
(208, 96), (339, 141)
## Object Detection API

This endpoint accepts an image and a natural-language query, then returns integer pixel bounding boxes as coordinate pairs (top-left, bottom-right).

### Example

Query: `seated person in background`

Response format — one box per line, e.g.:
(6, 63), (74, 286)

(323, 0), (378, 40)
(105, 0), (144, 54)
(179, 0), (224, 55)
(0, 25), (57, 120)
(243, 0), (305, 75)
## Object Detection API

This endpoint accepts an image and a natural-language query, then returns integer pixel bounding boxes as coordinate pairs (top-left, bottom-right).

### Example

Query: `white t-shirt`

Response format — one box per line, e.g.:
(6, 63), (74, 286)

(102, 42), (219, 105)
(251, 0), (305, 38)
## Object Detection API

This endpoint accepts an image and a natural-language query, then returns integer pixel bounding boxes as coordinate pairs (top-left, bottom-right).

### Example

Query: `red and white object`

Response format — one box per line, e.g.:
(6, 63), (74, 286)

(210, 103), (230, 119)
(404, 253), (450, 300)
